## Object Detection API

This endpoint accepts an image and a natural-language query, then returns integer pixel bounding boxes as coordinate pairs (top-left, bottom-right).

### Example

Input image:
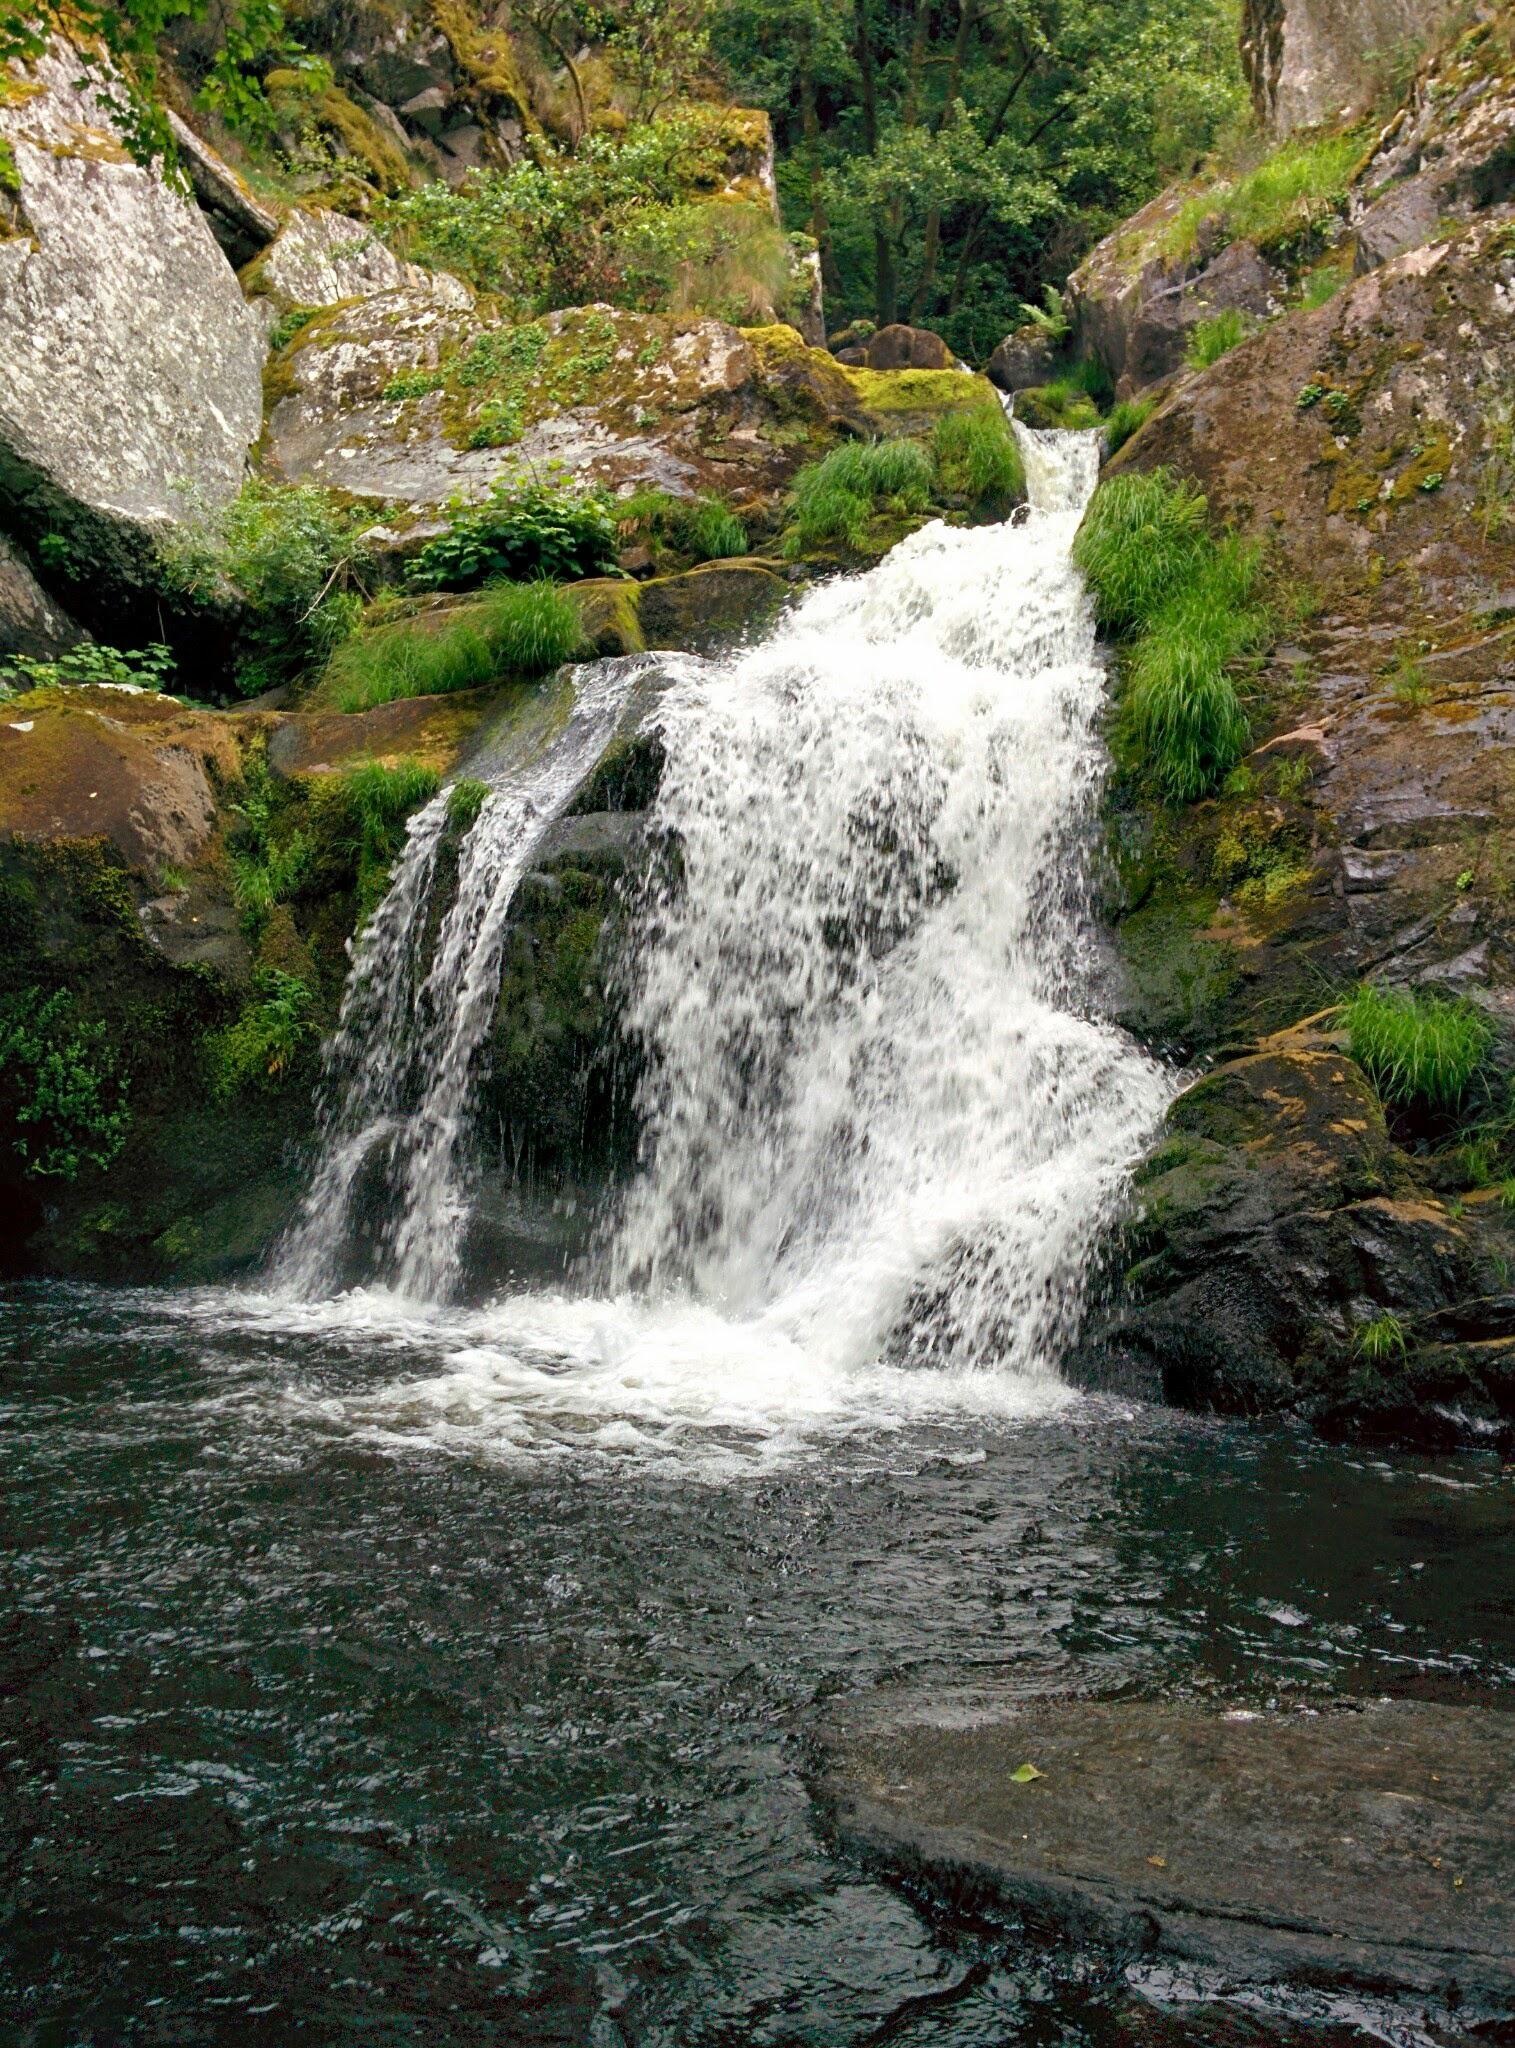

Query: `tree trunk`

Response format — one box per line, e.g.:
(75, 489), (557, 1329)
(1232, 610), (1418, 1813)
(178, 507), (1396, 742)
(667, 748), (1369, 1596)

(852, 0), (896, 324)
(799, 46), (839, 300)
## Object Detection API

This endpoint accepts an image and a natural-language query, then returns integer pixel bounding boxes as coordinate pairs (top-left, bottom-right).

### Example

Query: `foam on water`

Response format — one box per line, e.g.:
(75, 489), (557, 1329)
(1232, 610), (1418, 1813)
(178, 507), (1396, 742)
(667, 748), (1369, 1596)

(252, 426), (1170, 1467)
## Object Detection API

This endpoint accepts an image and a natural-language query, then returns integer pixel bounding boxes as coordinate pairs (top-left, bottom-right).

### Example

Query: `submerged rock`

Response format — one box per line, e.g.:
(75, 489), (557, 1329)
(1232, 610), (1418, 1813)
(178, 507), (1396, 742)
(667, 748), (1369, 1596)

(0, 39), (263, 596)
(814, 1693), (1515, 2019)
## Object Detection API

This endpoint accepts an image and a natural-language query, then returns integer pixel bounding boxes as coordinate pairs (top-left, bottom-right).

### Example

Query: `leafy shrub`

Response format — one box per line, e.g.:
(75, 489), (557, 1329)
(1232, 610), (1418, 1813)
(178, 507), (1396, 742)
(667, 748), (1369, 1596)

(0, 639), (177, 694)
(1186, 308), (1251, 368)
(932, 406), (1025, 512)
(1343, 985), (1493, 1115)
(783, 439), (933, 556)
(615, 198), (798, 325)
(324, 583), (583, 714)
(1076, 470), (1271, 801)
(1104, 398), (1156, 457)
(1073, 469), (1210, 634)
(162, 478), (368, 695)
(1157, 131), (1364, 265)
(208, 970), (317, 1096)
(0, 987), (129, 1180)
(378, 114), (750, 310)
(614, 489), (748, 563)
(308, 758), (442, 915)
(225, 748), (311, 934)
(446, 778), (490, 833)
(409, 478), (620, 592)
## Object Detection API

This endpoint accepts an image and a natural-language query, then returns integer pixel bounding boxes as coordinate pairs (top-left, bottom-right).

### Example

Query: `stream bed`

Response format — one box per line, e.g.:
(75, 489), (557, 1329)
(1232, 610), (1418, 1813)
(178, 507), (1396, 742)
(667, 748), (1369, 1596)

(3, 1282), (1511, 2045)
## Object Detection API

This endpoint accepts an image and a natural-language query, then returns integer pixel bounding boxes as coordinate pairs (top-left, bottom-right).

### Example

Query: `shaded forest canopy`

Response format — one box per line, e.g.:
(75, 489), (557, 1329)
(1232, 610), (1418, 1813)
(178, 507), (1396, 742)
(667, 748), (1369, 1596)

(2, 0), (1248, 356)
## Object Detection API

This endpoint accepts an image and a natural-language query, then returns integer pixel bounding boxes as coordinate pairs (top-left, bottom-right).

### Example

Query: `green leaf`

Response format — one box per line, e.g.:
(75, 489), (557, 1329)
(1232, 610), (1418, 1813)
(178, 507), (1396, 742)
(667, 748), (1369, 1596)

(1010, 1762), (1044, 1784)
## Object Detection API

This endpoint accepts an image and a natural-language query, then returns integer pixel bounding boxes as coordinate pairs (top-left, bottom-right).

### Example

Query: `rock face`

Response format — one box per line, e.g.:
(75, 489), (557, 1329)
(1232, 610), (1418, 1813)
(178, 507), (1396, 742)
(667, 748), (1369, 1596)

(1067, 197), (1284, 397)
(0, 40), (264, 596)
(263, 304), (876, 532)
(0, 538), (82, 659)
(814, 1694), (1515, 2018)
(1242, 0), (1465, 132)
(244, 205), (473, 313)
(167, 111), (279, 269)
(986, 324), (1057, 394)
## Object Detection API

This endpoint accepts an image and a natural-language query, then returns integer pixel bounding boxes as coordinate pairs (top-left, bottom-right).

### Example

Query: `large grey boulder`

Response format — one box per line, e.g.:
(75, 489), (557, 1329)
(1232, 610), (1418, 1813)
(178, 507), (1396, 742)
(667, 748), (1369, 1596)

(244, 204), (473, 313)
(0, 39), (263, 593)
(1242, 0), (1463, 132)
(0, 536), (84, 660)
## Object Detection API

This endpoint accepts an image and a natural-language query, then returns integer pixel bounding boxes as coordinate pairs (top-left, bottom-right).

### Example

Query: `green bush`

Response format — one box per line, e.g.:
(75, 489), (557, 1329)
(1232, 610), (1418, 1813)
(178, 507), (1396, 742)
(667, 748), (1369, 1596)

(1343, 984), (1493, 1114)
(0, 639), (176, 695)
(615, 489), (749, 564)
(161, 478), (368, 695)
(1186, 308), (1251, 369)
(446, 778), (490, 833)
(932, 406), (1025, 511)
(1104, 398), (1156, 457)
(1073, 469), (1210, 634)
(309, 757), (443, 915)
(409, 478), (620, 592)
(0, 987), (129, 1180)
(324, 583), (583, 714)
(1076, 470), (1271, 801)
(783, 438), (934, 556)
(208, 970), (317, 1097)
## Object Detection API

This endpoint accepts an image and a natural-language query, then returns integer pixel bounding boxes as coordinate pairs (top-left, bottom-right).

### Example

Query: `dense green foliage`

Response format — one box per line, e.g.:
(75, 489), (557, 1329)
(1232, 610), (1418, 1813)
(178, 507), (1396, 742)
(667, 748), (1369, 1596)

(1075, 468), (1270, 800)
(162, 479), (368, 695)
(783, 438), (934, 554)
(0, 987), (129, 1180)
(715, 0), (1247, 357)
(614, 490), (750, 563)
(409, 480), (620, 592)
(324, 584), (583, 713)
(380, 111), (796, 320)
(207, 969), (316, 1096)
(1344, 985), (1494, 1115)
(0, 641), (176, 694)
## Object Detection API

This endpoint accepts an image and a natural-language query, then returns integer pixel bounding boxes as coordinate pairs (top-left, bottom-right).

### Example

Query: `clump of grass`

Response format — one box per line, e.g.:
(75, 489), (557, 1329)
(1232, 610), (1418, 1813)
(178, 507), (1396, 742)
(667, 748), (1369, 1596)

(1343, 983), (1493, 1114)
(309, 757), (443, 915)
(1387, 646), (1432, 708)
(932, 406), (1025, 512)
(782, 439), (933, 556)
(1298, 262), (1350, 310)
(324, 582), (583, 713)
(1186, 308), (1252, 369)
(1353, 1312), (1407, 1363)
(1104, 397), (1156, 457)
(1073, 469), (1210, 634)
(446, 778), (490, 832)
(1014, 378), (1101, 431)
(1075, 469), (1271, 801)
(616, 489), (748, 563)
(208, 970), (317, 1097)
(1157, 131), (1363, 265)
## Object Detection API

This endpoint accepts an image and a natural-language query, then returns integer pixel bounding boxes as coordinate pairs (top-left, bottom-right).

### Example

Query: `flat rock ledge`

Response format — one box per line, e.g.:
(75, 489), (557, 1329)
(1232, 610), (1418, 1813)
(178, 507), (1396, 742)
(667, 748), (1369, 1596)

(811, 1698), (1515, 2023)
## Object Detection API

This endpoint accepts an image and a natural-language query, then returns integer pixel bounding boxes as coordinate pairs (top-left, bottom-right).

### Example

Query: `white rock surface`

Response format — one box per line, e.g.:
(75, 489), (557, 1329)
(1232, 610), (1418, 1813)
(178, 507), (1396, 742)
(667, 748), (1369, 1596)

(0, 39), (264, 580)
(248, 205), (472, 312)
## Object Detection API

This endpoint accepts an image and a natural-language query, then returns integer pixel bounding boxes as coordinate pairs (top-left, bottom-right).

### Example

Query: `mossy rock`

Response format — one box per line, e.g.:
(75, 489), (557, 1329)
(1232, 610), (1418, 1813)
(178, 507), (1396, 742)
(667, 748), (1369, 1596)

(573, 559), (786, 657)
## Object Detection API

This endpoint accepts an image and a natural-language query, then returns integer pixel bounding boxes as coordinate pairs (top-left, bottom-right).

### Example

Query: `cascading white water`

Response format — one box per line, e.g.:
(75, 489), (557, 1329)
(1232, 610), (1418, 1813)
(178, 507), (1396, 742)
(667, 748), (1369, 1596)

(603, 424), (1167, 1380)
(269, 424), (1170, 1455)
(277, 660), (649, 1301)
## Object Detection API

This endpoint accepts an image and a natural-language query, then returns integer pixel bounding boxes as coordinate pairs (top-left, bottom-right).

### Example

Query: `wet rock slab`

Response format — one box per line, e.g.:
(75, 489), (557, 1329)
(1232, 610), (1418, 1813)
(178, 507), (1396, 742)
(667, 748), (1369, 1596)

(813, 1698), (1515, 2015)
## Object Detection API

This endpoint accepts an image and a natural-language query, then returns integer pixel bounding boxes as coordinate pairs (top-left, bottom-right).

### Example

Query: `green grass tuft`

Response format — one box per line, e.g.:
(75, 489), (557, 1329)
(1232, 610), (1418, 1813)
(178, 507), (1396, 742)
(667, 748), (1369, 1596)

(1076, 470), (1271, 801)
(1353, 1312), (1407, 1363)
(446, 778), (490, 832)
(323, 582), (583, 713)
(1156, 131), (1364, 266)
(932, 406), (1025, 512)
(1186, 308), (1251, 369)
(782, 438), (934, 556)
(1104, 397), (1156, 457)
(1343, 984), (1493, 1114)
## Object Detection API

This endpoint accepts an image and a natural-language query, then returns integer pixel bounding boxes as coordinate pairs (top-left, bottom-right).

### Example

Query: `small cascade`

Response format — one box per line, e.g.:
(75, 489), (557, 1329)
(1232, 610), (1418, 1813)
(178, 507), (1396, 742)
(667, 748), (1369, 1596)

(603, 425), (1168, 1378)
(277, 660), (649, 1301)
(279, 424), (1168, 1398)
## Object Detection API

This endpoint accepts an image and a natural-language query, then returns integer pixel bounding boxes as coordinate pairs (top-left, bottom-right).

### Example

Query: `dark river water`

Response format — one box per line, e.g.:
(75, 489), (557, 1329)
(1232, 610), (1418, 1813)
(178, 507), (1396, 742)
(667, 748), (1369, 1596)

(3, 1282), (1512, 2047)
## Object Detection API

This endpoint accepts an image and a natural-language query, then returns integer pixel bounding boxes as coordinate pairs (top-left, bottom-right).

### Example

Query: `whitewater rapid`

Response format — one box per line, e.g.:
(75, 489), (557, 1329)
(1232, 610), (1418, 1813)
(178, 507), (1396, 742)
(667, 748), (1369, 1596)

(245, 426), (1170, 1468)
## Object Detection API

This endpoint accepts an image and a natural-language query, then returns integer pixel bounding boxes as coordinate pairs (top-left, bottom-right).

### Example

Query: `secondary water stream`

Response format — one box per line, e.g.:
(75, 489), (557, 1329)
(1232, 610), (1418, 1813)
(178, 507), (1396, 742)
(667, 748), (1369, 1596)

(4, 437), (1511, 2044)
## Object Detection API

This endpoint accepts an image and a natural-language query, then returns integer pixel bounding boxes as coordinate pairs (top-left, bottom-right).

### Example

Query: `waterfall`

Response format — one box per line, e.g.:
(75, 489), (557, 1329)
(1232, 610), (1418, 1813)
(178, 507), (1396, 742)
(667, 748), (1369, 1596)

(276, 660), (650, 1301)
(278, 424), (1168, 1402)
(604, 424), (1167, 1377)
